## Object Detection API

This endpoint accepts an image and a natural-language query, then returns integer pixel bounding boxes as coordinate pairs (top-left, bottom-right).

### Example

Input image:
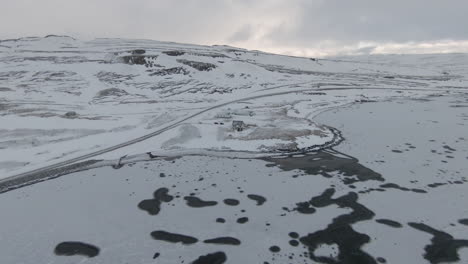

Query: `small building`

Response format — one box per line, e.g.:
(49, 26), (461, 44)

(232, 120), (246, 131)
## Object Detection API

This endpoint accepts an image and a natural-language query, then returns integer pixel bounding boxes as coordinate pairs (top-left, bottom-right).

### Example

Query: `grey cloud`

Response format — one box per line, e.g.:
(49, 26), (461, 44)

(354, 46), (377, 55)
(0, 0), (467, 55)
(266, 0), (468, 46)
(228, 24), (254, 42)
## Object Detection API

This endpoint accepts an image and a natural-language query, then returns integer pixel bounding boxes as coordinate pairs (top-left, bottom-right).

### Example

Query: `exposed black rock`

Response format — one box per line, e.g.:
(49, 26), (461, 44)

(177, 59), (216, 71)
(163, 50), (185, 56)
(131, 49), (146, 55)
(458, 219), (468, 226)
(96, 88), (128, 97)
(0, 87), (13, 91)
(64, 111), (77, 118)
(54, 242), (100, 258)
(121, 55), (146, 65)
(148, 67), (189, 76)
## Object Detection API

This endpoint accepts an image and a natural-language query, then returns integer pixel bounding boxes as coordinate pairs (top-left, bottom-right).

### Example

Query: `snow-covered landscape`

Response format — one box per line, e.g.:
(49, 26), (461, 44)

(1, 36), (467, 178)
(1, 36), (468, 264)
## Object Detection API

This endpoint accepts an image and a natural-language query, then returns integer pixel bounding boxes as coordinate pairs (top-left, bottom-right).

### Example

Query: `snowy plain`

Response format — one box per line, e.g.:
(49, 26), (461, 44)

(0, 36), (468, 264)
(0, 93), (467, 264)
(1, 36), (467, 178)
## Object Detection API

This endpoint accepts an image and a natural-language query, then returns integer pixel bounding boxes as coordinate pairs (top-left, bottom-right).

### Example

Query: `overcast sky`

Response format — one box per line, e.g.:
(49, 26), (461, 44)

(2, 0), (468, 56)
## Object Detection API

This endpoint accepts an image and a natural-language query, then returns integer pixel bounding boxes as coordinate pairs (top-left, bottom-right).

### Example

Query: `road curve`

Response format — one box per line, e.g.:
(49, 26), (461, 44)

(1, 85), (463, 185)
(1, 83), (315, 183)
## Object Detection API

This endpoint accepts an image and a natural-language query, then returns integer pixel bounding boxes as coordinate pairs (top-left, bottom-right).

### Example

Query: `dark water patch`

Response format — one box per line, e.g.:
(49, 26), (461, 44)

(300, 188), (377, 264)
(289, 240), (299, 247)
(204, 237), (241, 245)
(151, 231), (198, 244)
(443, 145), (457, 151)
(289, 232), (299, 239)
(216, 218), (225, 223)
(411, 188), (428, 193)
(247, 194), (266, 205)
(380, 183), (427, 193)
(184, 196), (217, 208)
(358, 188), (387, 194)
(342, 177), (360, 185)
(237, 217), (249, 224)
(428, 182), (447, 188)
(294, 201), (316, 214)
(458, 219), (468, 226)
(376, 257), (387, 263)
(223, 199), (239, 206)
(269, 246), (281, 253)
(54, 242), (100, 258)
(408, 222), (468, 264)
(191, 252), (227, 264)
(138, 187), (174, 215)
(263, 150), (384, 184)
(380, 183), (409, 191)
(376, 219), (403, 228)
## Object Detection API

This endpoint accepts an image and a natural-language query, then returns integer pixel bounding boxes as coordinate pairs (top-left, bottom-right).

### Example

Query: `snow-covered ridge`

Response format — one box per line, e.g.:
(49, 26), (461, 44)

(1, 36), (467, 177)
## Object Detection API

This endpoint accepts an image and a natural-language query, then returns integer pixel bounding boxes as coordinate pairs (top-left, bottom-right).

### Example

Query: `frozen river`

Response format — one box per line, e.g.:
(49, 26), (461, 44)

(0, 93), (467, 264)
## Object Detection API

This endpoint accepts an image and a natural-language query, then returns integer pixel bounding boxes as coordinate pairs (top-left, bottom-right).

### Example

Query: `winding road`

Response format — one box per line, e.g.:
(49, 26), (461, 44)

(1, 84), (464, 192)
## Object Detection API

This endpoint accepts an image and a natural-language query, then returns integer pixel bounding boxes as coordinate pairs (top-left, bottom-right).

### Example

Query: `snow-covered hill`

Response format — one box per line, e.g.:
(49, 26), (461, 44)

(1, 36), (467, 177)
